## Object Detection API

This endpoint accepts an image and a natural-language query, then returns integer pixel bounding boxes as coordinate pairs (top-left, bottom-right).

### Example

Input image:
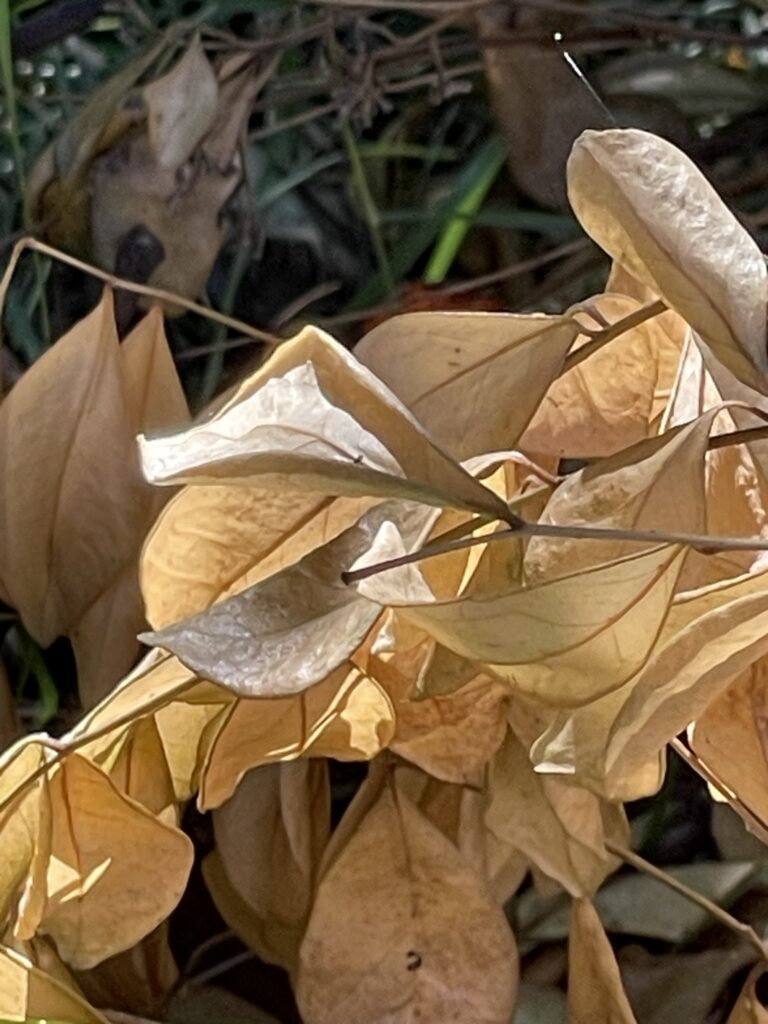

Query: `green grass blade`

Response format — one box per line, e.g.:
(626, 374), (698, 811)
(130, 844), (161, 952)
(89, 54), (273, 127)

(423, 134), (507, 284)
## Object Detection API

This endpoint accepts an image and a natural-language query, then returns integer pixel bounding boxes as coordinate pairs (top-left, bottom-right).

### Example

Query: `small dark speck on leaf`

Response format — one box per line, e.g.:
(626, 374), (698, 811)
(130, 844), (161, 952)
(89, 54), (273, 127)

(406, 950), (422, 971)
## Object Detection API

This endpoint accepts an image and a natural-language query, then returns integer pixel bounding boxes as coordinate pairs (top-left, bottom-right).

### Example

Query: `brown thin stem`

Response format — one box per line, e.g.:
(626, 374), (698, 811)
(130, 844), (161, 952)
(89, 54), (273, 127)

(440, 237), (591, 296)
(562, 298), (667, 375)
(0, 675), (199, 818)
(342, 518), (768, 585)
(1, 238), (282, 347)
(708, 424), (768, 451)
(671, 737), (768, 848)
(605, 839), (768, 962)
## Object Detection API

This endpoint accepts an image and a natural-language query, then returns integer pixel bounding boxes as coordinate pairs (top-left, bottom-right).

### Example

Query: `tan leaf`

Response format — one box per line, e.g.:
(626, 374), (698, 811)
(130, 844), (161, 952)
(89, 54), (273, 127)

(0, 739), (51, 937)
(523, 409), (716, 581)
(522, 293), (685, 459)
(357, 530), (685, 706)
(42, 753), (193, 969)
(83, 716), (179, 823)
(567, 129), (768, 391)
(534, 564), (768, 798)
(689, 660), (768, 827)
(141, 484), (373, 630)
(119, 305), (189, 434)
(606, 566), (768, 784)
(663, 334), (768, 585)
(153, 697), (229, 804)
(392, 675), (509, 784)
(568, 899), (638, 1023)
(204, 761), (329, 975)
(139, 325), (508, 519)
(296, 777), (518, 1024)
(144, 35), (218, 172)
(486, 731), (626, 897)
(726, 966), (768, 1023)
(0, 943), (107, 1023)
(199, 662), (394, 809)
(0, 293), (188, 705)
(531, 686), (664, 802)
(355, 312), (578, 458)
(75, 922), (178, 1019)
(141, 501), (434, 696)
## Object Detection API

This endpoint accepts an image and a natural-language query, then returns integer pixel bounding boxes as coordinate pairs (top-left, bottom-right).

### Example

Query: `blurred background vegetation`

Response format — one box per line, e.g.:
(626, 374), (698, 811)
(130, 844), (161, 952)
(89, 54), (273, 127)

(4, 0), (768, 411)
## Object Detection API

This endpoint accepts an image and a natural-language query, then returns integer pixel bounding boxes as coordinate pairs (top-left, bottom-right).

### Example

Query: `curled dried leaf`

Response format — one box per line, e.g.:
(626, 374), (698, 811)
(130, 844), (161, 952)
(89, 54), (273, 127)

(568, 129), (768, 391)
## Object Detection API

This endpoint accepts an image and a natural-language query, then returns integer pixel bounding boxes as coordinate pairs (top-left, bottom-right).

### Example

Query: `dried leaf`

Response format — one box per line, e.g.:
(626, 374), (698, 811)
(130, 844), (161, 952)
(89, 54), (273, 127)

(690, 660), (768, 826)
(357, 530), (685, 706)
(144, 36), (218, 172)
(523, 409), (716, 581)
(0, 943), (107, 1023)
(568, 899), (638, 1023)
(486, 732), (625, 897)
(392, 675), (509, 784)
(75, 922), (178, 1018)
(141, 502), (434, 696)
(199, 662), (394, 809)
(0, 739), (51, 936)
(568, 129), (768, 391)
(606, 566), (768, 783)
(42, 753), (193, 968)
(204, 761), (329, 975)
(0, 294), (188, 704)
(296, 777), (517, 1024)
(141, 485), (373, 630)
(139, 326), (508, 519)
(726, 967), (768, 1023)
(355, 312), (578, 458)
(521, 294), (685, 459)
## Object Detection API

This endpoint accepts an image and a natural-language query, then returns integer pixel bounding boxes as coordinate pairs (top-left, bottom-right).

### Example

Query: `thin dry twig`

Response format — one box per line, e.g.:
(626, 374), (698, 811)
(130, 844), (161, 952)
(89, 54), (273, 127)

(562, 298), (667, 374)
(341, 517), (768, 585)
(671, 737), (768, 849)
(1, 237), (282, 348)
(605, 839), (768, 963)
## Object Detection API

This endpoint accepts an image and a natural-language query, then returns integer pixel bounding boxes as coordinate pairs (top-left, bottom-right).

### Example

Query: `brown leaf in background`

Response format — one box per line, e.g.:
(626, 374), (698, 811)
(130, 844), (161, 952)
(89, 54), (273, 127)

(89, 42), (269, 306)
(296, 776), (518, 1024)
(355, 312), (578, 458)
(143, 35), (218, 172)
(479, 2), (611, 209)
(204, 760), (329, 975)
(568, 129), (768, 392)
(0, 292), (188, 705)
(568, 899), (638, 1023)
